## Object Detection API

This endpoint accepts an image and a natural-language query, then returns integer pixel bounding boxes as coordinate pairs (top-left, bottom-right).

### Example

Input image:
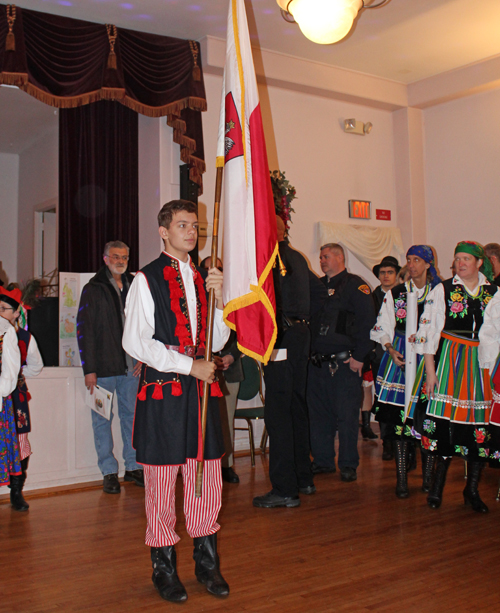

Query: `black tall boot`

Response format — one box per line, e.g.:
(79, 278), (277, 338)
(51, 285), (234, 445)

(463, 461), (489, 513)
(394, 440), (409, 498)
(361, 411), (378, 440)
(151, 546), (188, 603)
(407, 440), (417, 472)
(427, 456), (451, 509)
(421, 447), (436, 493)
(9, 457), (29, 512)
(193, 533), (229, 597)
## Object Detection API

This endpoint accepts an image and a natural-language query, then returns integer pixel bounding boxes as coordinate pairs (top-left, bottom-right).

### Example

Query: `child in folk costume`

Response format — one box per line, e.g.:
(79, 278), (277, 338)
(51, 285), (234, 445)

(0, 285), (43, 511)
(123, 200), (230, 603)
(371, 246), (441, 498)
(0, 309), (21, 493)
(413, 242), (497, 513)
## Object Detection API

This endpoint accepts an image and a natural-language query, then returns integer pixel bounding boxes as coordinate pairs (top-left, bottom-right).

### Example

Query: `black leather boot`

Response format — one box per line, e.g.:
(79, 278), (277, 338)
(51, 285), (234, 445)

(427, 456), (451, 509)
(394, 440), (409, 498)
(382, 439), (394, 461)
(407, 440), (417, 472)
(151, 546), (188, 603)
(463, 461), (489, 513)
(9, 458), (29, 512)
(421, 447), (436, 493)
(193, 533), (229, 597)
(361, 411), (378, 440)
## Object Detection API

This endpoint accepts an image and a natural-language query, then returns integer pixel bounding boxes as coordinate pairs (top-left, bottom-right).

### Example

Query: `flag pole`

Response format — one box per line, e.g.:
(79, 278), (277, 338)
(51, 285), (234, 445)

(196, 164), (224, 498)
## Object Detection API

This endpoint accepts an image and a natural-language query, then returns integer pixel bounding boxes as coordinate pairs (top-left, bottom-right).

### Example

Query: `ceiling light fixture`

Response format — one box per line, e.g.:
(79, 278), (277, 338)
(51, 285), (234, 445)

(277, 0), (390, 45)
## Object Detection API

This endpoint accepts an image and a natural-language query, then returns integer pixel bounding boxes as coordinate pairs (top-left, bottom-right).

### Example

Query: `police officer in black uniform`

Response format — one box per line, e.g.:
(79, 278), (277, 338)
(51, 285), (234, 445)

(253, 218), (327, 508)
(308, 243), (376, 482)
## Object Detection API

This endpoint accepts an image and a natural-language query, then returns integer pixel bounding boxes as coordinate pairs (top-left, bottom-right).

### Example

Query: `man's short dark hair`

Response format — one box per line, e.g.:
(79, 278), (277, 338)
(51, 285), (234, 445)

(485, 243), (500, 261)
(158, 200), (198, 229)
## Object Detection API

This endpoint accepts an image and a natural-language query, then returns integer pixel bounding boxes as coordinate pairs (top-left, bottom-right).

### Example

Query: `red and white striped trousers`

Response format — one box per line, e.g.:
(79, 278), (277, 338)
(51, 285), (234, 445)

(143, 458), (222, 547)
(18, 433), (31, 461)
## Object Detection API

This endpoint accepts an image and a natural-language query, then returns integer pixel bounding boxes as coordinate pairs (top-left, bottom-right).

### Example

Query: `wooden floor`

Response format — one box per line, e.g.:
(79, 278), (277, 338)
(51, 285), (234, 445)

(2, 430), (500, 613)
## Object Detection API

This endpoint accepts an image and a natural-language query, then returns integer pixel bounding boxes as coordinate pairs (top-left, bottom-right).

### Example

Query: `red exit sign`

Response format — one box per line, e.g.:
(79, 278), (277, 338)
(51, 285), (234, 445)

(349, 200), (371, 219)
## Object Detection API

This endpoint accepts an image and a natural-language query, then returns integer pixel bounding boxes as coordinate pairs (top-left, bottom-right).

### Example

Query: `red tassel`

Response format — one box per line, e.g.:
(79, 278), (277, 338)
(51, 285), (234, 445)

(137, 385), (147, 401)
(27, 392), (32, 402)
(171, 380), (182, 396)
(210, 382), (223, 397)
(19, 393), (25, 402)
(152, 383), (164, 400)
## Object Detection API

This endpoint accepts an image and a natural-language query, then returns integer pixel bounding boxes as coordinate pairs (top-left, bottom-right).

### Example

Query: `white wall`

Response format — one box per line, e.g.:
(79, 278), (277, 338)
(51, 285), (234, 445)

(17, 127), (58, 282)
(199, 73), (398, 277)
(424, 87), (500, 275)
(0, 152), (19, 284)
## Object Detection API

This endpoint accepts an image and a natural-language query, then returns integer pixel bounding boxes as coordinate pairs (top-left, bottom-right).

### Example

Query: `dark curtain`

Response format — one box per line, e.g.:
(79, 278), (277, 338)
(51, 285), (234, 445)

(59, 101), (139, 273)
(0, 3), (206, 192)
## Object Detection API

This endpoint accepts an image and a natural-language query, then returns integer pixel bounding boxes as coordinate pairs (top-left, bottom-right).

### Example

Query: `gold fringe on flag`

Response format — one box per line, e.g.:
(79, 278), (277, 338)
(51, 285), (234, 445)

(6, 5), (16, 52)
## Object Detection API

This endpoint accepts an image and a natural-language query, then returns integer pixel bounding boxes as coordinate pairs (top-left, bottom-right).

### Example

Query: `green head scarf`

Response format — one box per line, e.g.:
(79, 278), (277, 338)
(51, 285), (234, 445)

(454, 241), (494, 282)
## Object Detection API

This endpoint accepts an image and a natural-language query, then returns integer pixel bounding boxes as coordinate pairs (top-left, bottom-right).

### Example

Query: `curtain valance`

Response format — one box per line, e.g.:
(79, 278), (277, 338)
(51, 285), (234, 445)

(0, 3), (206, 191)
(317, 221), (404, 271)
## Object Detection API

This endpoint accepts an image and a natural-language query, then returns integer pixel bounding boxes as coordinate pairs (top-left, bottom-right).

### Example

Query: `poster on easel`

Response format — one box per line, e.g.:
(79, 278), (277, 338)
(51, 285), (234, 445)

(59, 272), (93, 367)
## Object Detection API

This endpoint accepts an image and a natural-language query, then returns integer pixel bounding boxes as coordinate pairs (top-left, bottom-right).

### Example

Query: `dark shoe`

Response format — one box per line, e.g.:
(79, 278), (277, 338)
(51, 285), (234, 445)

(221, 467), (240, 484)
(299, 485), (316, 495)
(361, 411), (378, 440)
(421, 448), (436, 493)
(311, 463), (336, 474)
(124, 469), (145, 487)
(463, 461), (489, 513)
(382, 439), (394, 461)
(407, 440), (417, 472)
(103, 473), (120, 494)
(340, 467), (357, 482)
(427, 456), (451, 509)
(253, 490), (301, 508)
(151, 546), (188, 603)
(394, 440), (409, 499)
(9, 475), (29, 511)
(193, 533), (229, 597)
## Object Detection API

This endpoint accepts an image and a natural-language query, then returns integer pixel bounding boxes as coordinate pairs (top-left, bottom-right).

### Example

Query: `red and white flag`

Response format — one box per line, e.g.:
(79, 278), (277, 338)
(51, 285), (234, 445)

(217, 0), (278, 364)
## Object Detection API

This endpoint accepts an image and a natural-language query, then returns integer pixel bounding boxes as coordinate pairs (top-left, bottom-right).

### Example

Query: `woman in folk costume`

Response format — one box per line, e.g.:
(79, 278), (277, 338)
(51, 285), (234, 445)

(413, 242), (497, 513)
(0, 285), (43, 511)
(478, 281), (500, 466)
(0, 309), (22, 492)
(371, 245), (441, 498)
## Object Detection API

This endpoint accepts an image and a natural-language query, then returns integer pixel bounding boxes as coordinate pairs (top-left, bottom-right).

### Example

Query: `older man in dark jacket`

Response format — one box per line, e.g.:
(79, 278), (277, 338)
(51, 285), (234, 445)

(77, 240), (143, 493)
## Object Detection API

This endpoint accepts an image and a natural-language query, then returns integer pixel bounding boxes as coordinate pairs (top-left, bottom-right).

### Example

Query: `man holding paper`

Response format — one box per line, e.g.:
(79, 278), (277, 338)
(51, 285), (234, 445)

(77, 240), (143, 494)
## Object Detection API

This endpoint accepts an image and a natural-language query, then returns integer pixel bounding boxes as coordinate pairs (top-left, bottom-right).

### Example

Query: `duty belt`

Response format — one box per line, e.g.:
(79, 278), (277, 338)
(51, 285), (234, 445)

(310, 350), (352, 377)
(165, 344), (205, 357)
(284, 316), (310, 328)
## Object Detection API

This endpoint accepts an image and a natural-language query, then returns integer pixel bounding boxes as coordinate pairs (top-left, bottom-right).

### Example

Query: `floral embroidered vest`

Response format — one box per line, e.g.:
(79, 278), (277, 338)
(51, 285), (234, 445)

(390, 282), (430, 332)
(442, 277), (497, 340)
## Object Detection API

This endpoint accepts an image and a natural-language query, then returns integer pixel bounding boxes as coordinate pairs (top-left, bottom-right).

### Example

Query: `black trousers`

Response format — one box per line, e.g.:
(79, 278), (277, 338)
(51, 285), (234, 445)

(307, 360), (363, 470)
(263, 324), (313, 497)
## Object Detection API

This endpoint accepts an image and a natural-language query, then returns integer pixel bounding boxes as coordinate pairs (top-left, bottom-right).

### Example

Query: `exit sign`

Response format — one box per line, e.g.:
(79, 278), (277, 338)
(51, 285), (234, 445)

(348, 200), (371, 219)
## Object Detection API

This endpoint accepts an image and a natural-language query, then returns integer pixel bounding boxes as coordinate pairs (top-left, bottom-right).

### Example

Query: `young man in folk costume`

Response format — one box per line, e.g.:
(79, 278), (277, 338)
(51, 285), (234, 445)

(0, 286), (43, 511)
(122, 200), (230, 603)
(370, 246), (441, 499)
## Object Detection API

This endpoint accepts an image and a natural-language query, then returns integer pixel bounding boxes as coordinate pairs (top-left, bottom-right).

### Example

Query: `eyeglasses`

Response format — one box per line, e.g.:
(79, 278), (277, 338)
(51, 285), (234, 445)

(106, 255), (129, 262)
(0, 306), (15, 313)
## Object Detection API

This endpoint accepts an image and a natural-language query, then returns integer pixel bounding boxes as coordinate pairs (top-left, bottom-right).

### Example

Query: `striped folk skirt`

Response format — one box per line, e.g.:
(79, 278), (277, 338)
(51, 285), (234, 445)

(416, 332), (492, 460)
(373, 330), (423, 438)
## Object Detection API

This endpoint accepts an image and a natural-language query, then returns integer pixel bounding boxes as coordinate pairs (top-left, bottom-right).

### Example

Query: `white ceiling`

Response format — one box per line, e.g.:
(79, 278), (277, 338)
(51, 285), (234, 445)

(15, 0), (500, 84)
(2, 0), (500, 154)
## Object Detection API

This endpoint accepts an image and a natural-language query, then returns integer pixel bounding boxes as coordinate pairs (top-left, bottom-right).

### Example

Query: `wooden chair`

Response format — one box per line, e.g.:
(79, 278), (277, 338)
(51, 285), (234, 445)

(234, 355), (268, 466)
